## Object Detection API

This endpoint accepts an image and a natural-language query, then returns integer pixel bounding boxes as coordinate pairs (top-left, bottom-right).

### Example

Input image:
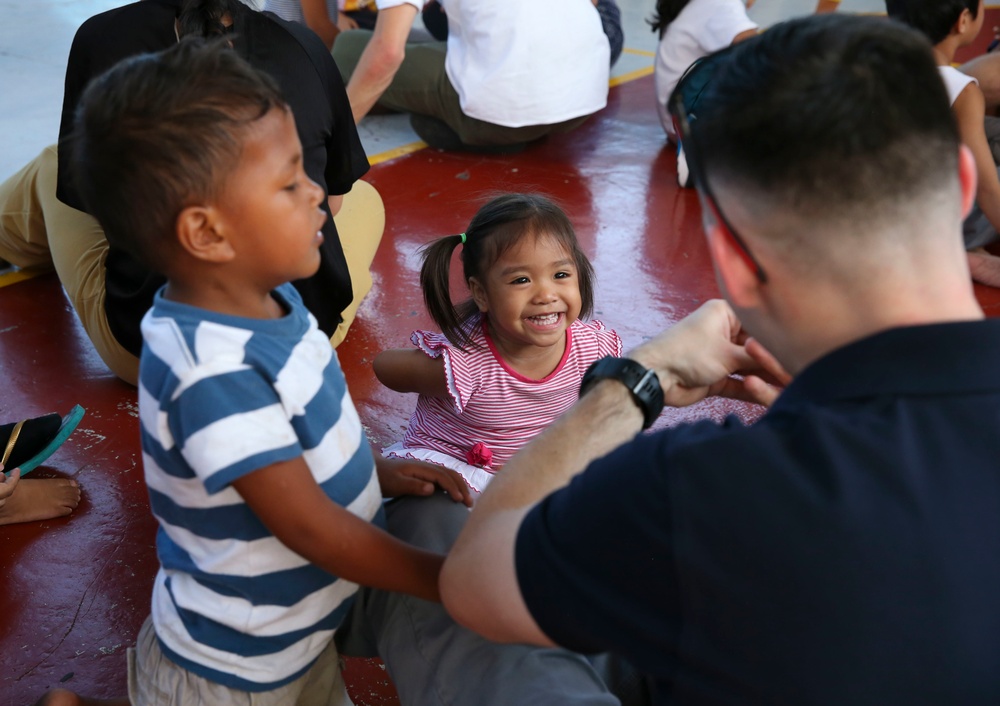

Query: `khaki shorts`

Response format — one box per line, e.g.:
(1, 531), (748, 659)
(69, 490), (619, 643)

(127, 617), (354, 706)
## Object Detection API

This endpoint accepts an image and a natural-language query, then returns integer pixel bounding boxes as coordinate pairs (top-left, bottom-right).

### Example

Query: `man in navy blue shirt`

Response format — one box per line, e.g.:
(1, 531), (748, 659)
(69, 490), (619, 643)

(440, 13), (1000, 705)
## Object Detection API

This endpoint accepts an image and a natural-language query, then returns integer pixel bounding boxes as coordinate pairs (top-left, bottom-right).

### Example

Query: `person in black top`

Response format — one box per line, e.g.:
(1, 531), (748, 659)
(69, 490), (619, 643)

(0, 0), (381, 385)
(441, 14), (1000, 705)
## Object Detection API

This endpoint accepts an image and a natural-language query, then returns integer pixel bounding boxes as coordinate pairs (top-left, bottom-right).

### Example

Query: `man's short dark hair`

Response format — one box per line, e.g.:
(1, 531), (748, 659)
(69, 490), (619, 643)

(885, 0), (980, 46)
(71, 38), (288, 271)
(695, 14), (959, 229)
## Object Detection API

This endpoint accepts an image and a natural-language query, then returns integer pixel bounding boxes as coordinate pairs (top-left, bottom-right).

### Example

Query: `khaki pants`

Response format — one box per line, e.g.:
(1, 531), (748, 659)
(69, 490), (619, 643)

(128, 616), (353, 706)
(0, 146), (384, 385)
(332, 32), (589, 147)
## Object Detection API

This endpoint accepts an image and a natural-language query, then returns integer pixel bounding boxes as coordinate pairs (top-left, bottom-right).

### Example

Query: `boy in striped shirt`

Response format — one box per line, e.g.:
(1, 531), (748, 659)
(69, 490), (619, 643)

(44, 37), (469, 706)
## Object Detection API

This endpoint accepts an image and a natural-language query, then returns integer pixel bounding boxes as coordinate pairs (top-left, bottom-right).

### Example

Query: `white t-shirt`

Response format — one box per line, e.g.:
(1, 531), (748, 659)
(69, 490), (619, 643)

(376, 0), (610, 127)
(654, 0), (757, 137)
(939, 65), (978, 106)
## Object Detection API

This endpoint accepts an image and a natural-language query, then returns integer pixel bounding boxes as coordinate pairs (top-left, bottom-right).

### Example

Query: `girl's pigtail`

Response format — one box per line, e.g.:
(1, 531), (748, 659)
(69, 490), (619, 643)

(178, 0), (234, 39)
(420, 234), (476, 350)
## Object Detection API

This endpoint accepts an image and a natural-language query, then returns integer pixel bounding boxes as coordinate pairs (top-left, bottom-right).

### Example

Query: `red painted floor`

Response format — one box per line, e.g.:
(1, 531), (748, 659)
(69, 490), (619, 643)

(2, 75), (1000, 705)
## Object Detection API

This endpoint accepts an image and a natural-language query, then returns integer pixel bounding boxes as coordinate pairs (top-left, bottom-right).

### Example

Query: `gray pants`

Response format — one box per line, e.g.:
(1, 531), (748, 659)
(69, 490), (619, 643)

(332, 32), (589, 147)
(335, 493), (650, 706)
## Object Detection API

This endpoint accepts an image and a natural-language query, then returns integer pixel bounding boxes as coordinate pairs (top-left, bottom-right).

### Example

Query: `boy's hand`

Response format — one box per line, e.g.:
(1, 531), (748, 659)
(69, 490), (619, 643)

(375, 456), (474, 507)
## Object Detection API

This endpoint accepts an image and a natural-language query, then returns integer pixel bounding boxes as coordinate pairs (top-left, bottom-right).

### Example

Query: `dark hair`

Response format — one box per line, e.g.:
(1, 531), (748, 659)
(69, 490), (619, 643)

(648, 0), (694, 36)
(420, 193), (596, 350)
(71, 38), (287, 272)
(885, 0), (979, 45)
(178, 0), (239, 39)
(693, 14), (959, 231)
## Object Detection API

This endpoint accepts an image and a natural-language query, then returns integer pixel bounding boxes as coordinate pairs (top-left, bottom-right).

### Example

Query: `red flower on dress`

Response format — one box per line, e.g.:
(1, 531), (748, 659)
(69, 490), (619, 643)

(466, 442), (493, 468)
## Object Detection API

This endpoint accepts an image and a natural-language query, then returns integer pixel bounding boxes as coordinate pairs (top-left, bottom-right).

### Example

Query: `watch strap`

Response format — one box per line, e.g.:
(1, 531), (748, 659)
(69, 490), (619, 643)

(579, 356), (665, 429)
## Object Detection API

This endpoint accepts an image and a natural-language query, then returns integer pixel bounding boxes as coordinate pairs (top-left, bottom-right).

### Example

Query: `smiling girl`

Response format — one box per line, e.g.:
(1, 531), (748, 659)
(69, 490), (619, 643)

(374, 193), (621, 494)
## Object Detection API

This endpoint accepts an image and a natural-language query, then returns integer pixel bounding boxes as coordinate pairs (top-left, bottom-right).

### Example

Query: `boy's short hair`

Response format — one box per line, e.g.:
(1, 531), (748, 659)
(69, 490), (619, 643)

(693, 14), (959, 233)
(885, 0), (980, 46)
(71, 37), (288, 271)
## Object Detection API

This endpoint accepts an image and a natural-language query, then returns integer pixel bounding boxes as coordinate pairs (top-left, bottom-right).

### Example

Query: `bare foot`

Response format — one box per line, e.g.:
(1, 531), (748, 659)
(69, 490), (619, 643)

(0, 471), (80, 525)
(967, 248), (1000, 287)
(34, 688), (128, 706)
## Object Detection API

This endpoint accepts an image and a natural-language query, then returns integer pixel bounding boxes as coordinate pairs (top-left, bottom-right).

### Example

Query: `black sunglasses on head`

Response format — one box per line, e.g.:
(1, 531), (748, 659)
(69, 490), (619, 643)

(668, 91), (768, 284)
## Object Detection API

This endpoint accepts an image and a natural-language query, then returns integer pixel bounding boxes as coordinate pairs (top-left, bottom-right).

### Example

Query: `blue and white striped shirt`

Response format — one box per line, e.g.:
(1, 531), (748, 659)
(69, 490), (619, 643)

(138, 284), (383, 691)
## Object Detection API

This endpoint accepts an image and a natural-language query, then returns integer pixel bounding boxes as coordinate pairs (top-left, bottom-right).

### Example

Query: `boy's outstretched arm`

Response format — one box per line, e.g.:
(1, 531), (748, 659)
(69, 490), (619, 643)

(373, 349), (449, 397)
(233, 457), (443, 602)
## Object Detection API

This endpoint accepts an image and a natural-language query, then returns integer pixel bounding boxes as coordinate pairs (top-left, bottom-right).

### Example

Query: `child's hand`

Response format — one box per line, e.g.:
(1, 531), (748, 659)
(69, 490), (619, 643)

(375, 457), (474, 507)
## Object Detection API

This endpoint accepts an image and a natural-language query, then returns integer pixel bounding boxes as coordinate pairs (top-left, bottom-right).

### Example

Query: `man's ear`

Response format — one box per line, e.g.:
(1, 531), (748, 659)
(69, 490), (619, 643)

(176, 206), (235, 263)
(705, 221), (763, 308)
(958, 144), (978, 219)
(468, 277), (489, 313)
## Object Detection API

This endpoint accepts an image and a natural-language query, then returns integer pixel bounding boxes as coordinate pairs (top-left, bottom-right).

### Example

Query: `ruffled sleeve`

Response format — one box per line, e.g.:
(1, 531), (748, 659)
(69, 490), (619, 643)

(580, 319), (624, 358)
(410, 329), (483, 413)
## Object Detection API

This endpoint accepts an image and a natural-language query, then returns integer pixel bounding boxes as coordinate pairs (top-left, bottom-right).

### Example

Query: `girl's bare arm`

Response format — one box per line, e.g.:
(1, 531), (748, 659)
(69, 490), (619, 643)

(373, 349), (450, 397)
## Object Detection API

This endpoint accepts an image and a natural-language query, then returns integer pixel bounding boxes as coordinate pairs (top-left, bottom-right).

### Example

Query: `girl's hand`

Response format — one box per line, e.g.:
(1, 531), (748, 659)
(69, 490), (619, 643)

(376, 456), (474, 507)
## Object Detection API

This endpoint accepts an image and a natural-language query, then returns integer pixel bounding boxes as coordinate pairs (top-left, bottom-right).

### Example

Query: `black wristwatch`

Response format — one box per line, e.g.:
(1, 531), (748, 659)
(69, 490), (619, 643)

(579, 356), (665, 430)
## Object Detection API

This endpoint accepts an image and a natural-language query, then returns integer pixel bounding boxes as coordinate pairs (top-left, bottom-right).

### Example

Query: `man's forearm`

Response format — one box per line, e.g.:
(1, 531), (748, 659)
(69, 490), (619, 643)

(441, 379), (644, 645)
(472, 381), (643, 516)
(345, 4), (416, 123)
(442, 301), (765, 644)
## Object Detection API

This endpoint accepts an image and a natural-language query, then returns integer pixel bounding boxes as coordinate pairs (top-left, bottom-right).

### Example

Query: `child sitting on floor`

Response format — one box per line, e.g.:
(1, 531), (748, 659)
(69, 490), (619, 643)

(39, 38), (470, 706)
(887, 0), (1000, 286)
(374, 193), (622, 494)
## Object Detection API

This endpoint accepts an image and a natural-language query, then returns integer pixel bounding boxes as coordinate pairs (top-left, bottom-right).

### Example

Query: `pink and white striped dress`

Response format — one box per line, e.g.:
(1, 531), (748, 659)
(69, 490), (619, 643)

(383, 315), (622, 493)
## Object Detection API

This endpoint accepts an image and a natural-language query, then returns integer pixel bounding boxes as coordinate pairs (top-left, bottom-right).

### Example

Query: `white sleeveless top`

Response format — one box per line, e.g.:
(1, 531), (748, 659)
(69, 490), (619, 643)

(939, 65), (977, 106)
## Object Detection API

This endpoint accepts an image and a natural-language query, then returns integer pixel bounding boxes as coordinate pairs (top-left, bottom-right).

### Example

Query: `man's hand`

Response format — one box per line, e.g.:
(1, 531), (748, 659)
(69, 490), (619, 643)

(629, 299), (788, 409)
(375, 456), (474, 507)
(741, 337), (791, 407)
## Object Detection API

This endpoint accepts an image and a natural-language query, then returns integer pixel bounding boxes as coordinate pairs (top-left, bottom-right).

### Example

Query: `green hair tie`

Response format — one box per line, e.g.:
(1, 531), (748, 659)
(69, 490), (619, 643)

(459, 232), (467, 244)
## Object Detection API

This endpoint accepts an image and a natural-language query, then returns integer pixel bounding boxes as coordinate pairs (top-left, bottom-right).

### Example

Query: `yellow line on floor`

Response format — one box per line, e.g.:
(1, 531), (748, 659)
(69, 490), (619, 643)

(0, 267), (48, 289)
(369, 140), (429, 165)
(609, 65), (654, 88)
(622, 48), (655, 57)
